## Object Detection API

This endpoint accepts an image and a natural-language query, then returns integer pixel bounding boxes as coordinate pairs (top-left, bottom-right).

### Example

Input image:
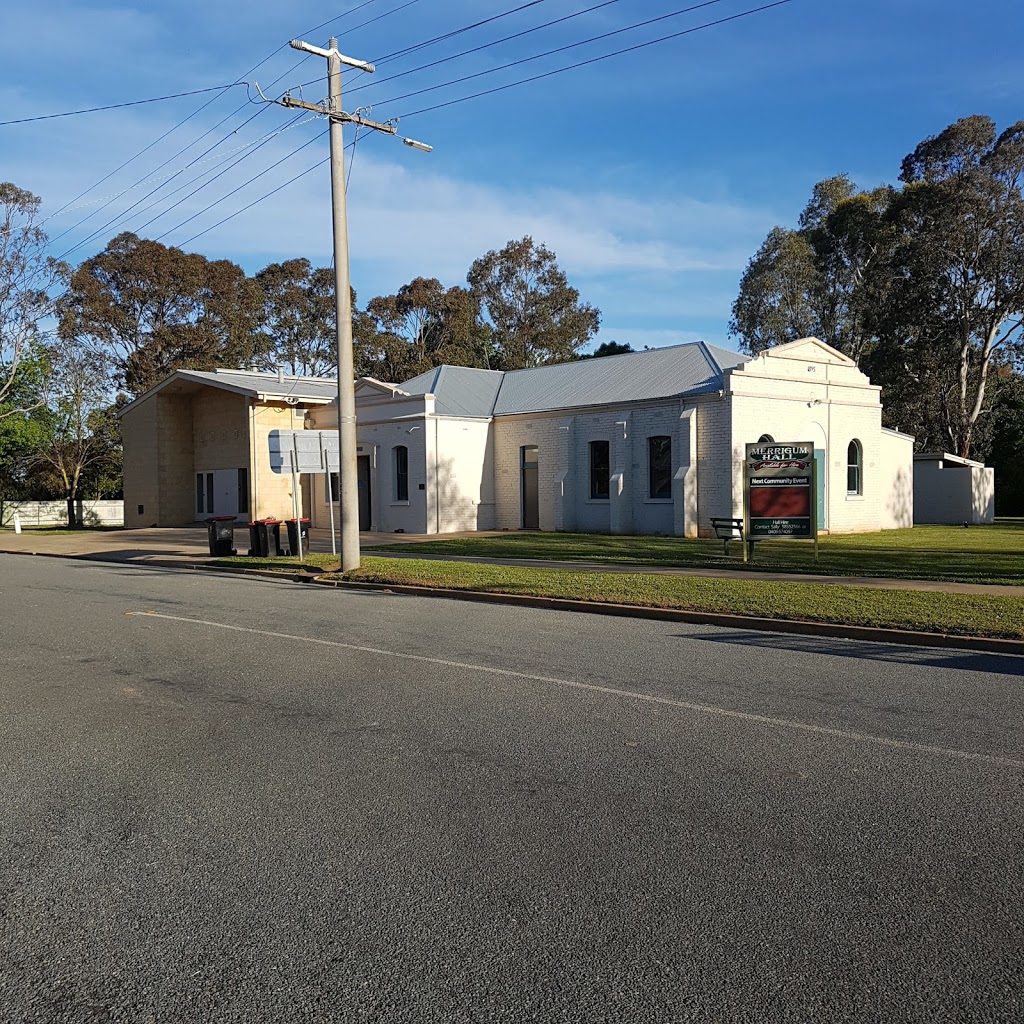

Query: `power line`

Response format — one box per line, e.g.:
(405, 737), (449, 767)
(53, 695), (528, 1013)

(376, 0), (731, 108)
(132, 117), (322, 235)
(398, 1), (793, 118)
(179, 150), (337, 249)
(170, 2), (790, 251)
(296, 0), (383, 38)
(0, 83), (244, 127)
(43, 1), (399, 245)
(367, 0), (549, 66)
(341, 0), (626, 99)
(155, 129), (330, 243)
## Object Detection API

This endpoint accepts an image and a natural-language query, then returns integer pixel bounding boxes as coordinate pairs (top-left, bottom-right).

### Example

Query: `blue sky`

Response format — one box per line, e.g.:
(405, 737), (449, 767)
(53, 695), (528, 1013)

(2, 0), (1022, 353)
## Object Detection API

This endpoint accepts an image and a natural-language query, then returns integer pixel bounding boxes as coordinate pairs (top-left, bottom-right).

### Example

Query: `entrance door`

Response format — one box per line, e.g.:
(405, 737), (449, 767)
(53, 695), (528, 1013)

(213, 469), (239, 520)
(521, 446), (539, 529)
(357, 456), (371, 531)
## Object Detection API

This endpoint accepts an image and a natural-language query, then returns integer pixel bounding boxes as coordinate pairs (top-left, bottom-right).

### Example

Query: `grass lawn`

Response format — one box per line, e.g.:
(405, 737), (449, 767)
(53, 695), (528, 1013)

(365, 520), (1024, 586)
(210, 554), (1024, 641)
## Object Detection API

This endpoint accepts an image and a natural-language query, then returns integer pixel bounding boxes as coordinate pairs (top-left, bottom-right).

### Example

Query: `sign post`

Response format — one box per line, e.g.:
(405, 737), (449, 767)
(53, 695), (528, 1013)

(269, 429), (342, 560)
(743, 441), (818, 560)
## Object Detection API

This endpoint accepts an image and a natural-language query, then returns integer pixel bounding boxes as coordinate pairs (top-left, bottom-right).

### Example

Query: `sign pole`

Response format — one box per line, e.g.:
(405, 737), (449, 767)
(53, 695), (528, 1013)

(290, 438), (303, 562)
(326, 468), (337, 557)
(812, 456), (819, 562)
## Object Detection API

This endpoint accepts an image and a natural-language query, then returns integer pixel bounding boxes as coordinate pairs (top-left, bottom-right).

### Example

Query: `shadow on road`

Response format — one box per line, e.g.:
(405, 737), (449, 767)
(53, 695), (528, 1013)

(684, 630), (1024, 677)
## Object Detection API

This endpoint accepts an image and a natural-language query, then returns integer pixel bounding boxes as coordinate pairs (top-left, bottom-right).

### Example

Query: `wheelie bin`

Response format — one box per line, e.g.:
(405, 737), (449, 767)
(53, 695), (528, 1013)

(285, 517), (311, 556)
(205, 515), (237, 556)
(247, 518), (283, 557)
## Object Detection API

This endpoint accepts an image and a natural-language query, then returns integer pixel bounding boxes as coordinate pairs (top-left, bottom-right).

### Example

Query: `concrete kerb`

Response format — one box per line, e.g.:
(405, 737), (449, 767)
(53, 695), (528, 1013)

(5, 547), (1023, 658)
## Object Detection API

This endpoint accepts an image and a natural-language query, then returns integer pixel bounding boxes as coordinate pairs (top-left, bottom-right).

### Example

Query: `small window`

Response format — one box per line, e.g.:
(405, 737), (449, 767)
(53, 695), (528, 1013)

(329, 472), (340, 503)
(196, 474), (205, 515)
(648, 436), (672, 499)
(758, 433), (774, 444)
(394, 445), (409, 501)
(237, 468), (249, 515)
(589, 440), (610, 500)
(847, 439), (863, 495)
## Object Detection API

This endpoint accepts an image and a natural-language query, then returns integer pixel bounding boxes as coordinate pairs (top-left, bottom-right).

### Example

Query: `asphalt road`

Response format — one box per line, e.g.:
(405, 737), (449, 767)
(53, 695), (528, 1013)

(1, 553), (1023, 1023)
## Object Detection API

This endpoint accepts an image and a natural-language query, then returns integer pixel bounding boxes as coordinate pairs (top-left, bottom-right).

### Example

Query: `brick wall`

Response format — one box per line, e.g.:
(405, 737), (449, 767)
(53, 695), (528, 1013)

(121, 397), (161, 527)
(492, 401), (697, 535)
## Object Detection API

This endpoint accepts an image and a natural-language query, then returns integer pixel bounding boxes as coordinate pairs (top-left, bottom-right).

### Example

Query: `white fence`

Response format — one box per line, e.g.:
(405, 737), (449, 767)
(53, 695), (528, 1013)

(0, 499), (125, 528)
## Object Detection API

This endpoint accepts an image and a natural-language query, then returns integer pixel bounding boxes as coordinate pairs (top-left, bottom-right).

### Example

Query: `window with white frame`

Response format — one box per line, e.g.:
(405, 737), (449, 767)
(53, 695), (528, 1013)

(589, 440), (610, 499)
(394, 445), (409, 501)
(847, 439), (863, 495)
(648, 436), (672, 499)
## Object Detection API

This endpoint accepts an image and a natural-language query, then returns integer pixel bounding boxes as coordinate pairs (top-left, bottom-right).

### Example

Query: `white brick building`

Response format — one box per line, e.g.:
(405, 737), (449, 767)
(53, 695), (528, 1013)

(119, 338), (914, 535)
(310, 337), (914, 537)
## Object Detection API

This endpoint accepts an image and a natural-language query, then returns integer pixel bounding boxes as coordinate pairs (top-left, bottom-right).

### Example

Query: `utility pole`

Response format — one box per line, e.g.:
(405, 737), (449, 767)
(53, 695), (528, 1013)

(274, 37), (431, 572)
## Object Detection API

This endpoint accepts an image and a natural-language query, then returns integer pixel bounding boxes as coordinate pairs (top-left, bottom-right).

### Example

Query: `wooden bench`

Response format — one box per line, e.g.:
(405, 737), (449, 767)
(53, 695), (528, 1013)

(709, 516), (756, 561)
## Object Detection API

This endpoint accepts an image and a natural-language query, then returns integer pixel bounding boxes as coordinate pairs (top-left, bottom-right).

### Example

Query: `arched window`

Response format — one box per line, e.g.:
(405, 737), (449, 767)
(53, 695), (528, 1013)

(758, 433), (774, 444)
(393, 445), (409, 501)
(847, 439), (862, 495)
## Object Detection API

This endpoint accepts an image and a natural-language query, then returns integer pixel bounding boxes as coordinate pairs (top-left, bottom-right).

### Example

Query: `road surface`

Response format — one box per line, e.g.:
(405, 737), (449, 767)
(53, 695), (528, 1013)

(1, 554), (1022, 1022)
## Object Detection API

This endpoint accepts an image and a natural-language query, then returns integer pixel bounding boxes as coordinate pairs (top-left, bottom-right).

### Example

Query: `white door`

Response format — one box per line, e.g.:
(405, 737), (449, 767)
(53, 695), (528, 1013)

(213, 469), (239, 520)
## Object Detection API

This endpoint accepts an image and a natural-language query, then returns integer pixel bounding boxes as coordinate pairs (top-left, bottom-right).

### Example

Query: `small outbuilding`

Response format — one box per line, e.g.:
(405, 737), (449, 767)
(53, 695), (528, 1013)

(117, 368), (336, 528)
(913, 452), (995, 525)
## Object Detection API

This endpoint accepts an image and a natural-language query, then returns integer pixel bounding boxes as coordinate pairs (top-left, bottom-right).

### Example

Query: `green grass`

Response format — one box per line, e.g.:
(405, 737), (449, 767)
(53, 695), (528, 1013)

(212, 552), (340, 571)
(338, 556), (1024, 641)
(366, 520), (1024, 586)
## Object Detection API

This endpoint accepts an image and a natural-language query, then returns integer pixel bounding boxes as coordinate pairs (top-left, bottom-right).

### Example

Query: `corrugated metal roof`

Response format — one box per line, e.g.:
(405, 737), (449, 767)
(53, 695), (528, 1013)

(116, 367), (340, 416)
(396, 343), (747, 418)
(704, 343), (749, 372)
(492, 342), (742, 416)
(400, 364), (504, 418)
(188, 368), (339, 402)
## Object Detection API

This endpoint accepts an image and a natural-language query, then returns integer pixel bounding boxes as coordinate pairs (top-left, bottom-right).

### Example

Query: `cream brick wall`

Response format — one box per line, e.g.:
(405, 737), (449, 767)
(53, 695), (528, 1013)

(251, 403), (305, 523)
(492, 401), (697, 535)
(156, 394), (195, 525)
(121, 397), (161, 527)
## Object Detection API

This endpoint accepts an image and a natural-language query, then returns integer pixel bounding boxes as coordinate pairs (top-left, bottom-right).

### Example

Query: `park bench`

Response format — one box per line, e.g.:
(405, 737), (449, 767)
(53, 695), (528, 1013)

(709, 516), (756, 561)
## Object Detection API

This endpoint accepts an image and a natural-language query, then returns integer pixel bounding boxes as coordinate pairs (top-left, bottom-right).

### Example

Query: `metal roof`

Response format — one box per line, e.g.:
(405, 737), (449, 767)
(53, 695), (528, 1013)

(491, 342), (744, 415)
(199, 368), (339, 402)
(117, 367), (339, 416)
(400, 364), (505, 418)
(396, 343), (747, 418)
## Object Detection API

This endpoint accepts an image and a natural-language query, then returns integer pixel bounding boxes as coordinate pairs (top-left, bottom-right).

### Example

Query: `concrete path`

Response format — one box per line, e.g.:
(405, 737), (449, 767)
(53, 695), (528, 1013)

(1, 525), (1020, 597)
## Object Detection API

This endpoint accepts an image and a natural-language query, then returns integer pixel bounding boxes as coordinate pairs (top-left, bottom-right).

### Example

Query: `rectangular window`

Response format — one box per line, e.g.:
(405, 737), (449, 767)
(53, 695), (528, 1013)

(394, 445), (409, 501)
(648, 436), (672, 499)
(196, 474), (205, 514)
(589, 440), (610, 500)
(237, 468), (249, 515)
(329, 472), (340, 503)
(206, 473), (214, 514)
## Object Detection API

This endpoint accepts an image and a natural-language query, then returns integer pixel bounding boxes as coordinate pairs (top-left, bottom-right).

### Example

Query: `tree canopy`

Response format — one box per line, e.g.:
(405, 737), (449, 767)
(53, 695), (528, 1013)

(0, 183), (67, 416)
(731, 116), (1024, 460)
(468, 236), (600, 369)
(59, 232), (265, 395)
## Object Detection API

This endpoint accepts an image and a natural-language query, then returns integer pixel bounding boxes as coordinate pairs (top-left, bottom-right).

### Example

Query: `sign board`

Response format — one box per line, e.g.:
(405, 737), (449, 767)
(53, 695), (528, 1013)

(269, 429), (339, 474)
(744, 441), (817, 542)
